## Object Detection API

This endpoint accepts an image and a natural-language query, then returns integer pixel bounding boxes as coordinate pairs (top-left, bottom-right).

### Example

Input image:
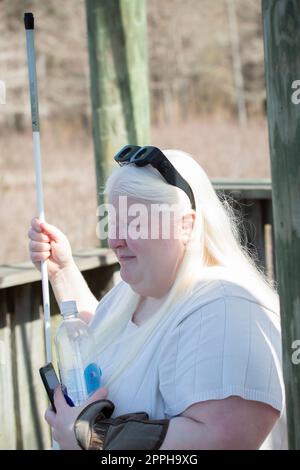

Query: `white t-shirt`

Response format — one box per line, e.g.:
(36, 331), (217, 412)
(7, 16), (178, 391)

(89, 271), (288, 450)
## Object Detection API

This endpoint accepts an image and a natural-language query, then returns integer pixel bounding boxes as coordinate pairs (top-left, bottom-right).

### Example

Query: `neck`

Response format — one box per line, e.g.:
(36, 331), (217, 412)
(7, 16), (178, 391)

(138, 292), (168, 309)
(132, 292), (168, 325)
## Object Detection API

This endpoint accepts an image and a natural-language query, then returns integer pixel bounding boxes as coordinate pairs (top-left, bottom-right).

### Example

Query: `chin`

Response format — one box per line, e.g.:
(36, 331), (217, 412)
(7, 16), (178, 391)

(119, 268), (137, 285)
(120, 272), (144, 293)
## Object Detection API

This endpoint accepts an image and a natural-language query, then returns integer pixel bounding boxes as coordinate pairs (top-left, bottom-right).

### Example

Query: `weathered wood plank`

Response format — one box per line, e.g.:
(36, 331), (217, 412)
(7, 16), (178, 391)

(85, 0), (150, 245)
(262, 0), (300, 449)
(262, 198), (276, 282)
(11, 283), (50, 449)
(0, 290), (16, 450)
(212, 178), (272, 200)
(0, 247), (118, 289)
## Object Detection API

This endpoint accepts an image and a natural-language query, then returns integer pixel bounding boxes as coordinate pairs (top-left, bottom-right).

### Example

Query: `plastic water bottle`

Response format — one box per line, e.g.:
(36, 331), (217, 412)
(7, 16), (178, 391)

(55, 300), (102, 406)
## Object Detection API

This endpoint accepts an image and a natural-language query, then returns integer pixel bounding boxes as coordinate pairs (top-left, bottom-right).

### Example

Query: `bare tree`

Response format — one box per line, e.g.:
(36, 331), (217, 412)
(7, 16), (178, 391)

(225, 0), (247, 126)
(1, 0), (266, 129)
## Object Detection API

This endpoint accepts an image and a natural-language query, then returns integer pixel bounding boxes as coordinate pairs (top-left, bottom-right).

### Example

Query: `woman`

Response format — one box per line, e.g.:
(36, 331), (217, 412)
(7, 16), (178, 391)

(28, 146), (287, 450)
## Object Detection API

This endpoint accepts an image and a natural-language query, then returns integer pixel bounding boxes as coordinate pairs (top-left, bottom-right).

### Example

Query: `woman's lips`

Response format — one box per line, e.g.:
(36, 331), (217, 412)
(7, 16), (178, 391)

(119, 256), (136, 260)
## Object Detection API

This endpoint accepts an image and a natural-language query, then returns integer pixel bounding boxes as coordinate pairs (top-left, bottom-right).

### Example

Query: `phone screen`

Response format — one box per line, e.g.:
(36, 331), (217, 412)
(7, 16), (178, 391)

(45, 366), (60, 391)
(40, 363), (60, 412)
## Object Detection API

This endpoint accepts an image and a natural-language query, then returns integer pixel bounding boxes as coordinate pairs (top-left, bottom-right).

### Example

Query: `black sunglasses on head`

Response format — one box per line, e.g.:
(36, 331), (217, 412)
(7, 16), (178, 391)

(114, 145), (196, 211)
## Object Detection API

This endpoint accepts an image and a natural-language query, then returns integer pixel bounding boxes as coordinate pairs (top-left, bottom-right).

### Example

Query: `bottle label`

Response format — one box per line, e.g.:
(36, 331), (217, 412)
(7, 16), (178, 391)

(84, 363), (102, 396)
(63, 368), (86, 406)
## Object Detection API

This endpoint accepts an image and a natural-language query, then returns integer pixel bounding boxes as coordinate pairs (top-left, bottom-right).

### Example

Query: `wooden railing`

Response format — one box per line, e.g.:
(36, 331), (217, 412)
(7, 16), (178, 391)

(213, 179), (275, 281)
(0, 179), (274, 449)
(0, 248), (119, 450)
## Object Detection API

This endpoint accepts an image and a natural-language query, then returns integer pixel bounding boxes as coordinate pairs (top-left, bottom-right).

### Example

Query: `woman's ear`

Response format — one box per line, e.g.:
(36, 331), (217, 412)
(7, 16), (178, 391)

(181, 211), (195, 245)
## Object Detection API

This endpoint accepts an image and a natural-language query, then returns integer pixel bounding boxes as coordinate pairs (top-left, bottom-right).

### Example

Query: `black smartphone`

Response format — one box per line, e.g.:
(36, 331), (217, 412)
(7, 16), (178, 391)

(39, 362), (60, 412)
(39, 362), (75, 412)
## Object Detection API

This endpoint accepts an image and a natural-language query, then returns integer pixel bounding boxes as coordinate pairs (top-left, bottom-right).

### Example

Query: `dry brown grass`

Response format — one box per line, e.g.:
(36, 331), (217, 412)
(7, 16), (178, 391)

(152, 116), (271, 178)
(0, 116), (271, 265)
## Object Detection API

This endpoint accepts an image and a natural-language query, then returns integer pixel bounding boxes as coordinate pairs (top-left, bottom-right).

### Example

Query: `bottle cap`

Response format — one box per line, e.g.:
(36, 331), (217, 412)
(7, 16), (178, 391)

(60, 300), (78, 318)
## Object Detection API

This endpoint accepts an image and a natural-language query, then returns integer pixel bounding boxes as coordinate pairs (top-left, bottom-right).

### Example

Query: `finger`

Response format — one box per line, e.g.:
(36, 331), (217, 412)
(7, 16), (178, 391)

(29, 240), (51, 252)
(28, 228), (50, 243)
(54, 386), (69, 412)
(31, 217), (42, 233)
(45, 407), (56, 427)
(84, 387), (109, 407)
(30, 251), (51, 262)
(39, 221), (61, 243)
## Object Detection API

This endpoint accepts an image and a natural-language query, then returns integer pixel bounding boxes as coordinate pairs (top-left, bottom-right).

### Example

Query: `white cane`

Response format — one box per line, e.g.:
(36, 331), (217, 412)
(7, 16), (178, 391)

(24, 12), (59, 450)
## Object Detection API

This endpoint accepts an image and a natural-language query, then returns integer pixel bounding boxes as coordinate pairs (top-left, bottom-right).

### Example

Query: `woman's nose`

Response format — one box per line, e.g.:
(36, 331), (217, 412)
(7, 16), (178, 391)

(108, 236), (127, 250)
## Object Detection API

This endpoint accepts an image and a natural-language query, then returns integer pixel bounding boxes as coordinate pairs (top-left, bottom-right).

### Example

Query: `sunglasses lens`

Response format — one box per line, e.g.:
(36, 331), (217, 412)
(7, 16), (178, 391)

(131, 147), (151, 165)
(114, 145), (140, 163)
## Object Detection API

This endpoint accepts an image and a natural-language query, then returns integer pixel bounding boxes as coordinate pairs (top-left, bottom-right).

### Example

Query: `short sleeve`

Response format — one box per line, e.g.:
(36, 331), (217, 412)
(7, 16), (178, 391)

(158, 296), (284, 417)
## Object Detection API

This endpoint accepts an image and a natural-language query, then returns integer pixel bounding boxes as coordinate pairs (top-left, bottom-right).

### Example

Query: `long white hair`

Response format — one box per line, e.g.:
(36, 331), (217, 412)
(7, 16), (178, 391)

(91, 149), (279, 387)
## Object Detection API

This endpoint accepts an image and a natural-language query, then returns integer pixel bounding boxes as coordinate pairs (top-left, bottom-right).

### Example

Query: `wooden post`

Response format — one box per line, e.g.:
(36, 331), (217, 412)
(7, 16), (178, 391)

(85, 0), (150, 218)
(262, 0), (300, 449)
